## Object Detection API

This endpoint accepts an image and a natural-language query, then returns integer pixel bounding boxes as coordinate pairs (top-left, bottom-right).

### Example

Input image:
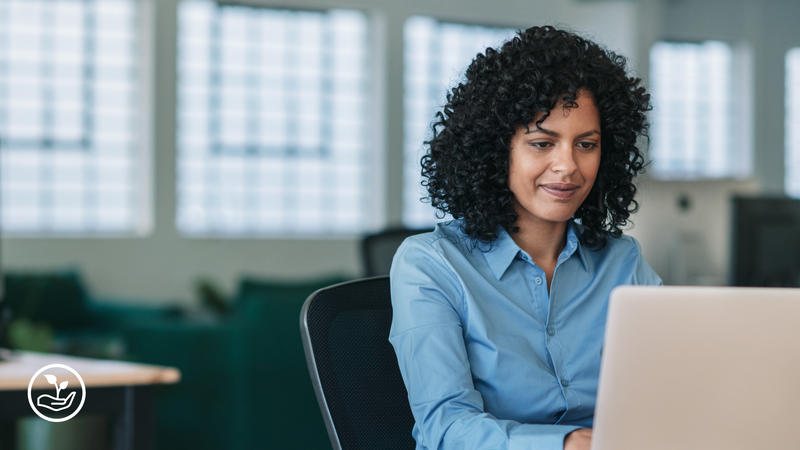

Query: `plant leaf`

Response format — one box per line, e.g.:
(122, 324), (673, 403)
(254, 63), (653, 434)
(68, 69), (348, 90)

(59, 381), (68, 390)
(44, 374), (57, 385)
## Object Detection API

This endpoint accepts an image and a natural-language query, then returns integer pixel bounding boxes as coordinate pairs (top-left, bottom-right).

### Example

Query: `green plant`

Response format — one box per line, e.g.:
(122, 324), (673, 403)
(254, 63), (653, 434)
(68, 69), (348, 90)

(44, 374), (69, 398)
(8, 318), (53, 352)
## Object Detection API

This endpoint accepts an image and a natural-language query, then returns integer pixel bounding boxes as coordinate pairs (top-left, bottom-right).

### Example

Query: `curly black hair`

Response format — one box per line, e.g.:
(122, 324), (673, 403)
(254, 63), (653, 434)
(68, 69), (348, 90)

(421, 25), (651, 249)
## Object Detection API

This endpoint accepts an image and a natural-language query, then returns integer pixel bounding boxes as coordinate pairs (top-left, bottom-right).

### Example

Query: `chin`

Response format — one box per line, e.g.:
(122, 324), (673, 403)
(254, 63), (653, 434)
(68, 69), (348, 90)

(526, 209), (576, 224)
(514, 198), (580, 225)
(544, 215), (574, 224)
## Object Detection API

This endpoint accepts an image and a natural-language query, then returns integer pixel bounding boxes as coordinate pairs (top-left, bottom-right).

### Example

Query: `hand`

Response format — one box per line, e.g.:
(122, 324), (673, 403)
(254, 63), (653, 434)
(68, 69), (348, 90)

(36, 391), (76, 412)
(564, 428), (592, 450)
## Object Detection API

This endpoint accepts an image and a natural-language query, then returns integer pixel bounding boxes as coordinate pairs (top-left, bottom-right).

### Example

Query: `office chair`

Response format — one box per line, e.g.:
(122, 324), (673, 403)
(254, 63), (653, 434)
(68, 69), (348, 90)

(361, 228), (429, 276)
(300, 276), (416, 450)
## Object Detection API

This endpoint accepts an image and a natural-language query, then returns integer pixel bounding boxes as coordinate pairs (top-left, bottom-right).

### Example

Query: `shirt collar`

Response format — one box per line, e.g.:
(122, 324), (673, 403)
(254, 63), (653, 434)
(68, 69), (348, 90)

(483, 226), (522, 280)
(563, 221), (592, 273)
(568, 219), (593, 273)
(483, 220), (591, 280)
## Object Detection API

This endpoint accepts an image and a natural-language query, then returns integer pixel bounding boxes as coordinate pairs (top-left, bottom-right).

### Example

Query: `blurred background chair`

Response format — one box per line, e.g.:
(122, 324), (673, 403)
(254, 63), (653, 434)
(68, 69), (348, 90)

(300, 276), (416, 450)
(361, 228), (429, 276)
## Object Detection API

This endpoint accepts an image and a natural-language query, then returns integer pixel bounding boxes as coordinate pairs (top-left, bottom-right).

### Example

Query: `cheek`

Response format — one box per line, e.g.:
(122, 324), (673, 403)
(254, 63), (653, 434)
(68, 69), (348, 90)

(581, 154), (601, 184)
(508, 166), (527, 195)
(510, 161), (544, 194)
(508, 152), (534, 189)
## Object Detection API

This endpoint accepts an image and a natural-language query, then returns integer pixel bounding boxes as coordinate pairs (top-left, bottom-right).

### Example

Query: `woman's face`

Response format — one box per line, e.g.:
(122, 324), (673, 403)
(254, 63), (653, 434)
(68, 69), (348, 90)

(508, 89), (601, 229)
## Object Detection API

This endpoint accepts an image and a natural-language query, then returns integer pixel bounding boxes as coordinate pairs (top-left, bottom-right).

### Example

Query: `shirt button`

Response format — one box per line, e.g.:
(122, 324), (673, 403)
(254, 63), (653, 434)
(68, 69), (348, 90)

(561, 378), (569, 387)
(547, 327), (556, 336)
(535, 277), (543, 285)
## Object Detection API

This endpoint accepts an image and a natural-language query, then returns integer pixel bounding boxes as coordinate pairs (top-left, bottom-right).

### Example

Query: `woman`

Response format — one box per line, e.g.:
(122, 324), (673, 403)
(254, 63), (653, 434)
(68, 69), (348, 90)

(389, 26), (662, 450)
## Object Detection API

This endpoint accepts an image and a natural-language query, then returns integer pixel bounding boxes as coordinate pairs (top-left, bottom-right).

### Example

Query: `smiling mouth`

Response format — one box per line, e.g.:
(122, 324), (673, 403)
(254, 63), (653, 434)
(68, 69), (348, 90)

(541, 185), (579, 199)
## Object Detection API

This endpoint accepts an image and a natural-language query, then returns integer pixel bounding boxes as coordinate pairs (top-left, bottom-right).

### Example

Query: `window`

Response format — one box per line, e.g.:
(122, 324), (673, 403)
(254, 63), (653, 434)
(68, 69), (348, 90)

(649, 41), (751, 179)
(787, 48), (800, 198)
(403, 16), (516, 228)
(0, 0), (142, 234)
(176, 1), (372, 236)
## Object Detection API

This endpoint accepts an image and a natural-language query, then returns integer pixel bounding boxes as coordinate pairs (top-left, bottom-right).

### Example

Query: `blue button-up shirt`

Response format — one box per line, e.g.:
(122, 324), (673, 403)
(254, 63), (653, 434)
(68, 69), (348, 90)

(389, 219), (662, 450)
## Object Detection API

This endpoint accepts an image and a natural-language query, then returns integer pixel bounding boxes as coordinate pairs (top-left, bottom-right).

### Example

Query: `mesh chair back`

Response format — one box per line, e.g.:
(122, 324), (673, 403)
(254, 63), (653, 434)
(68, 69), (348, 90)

(361, 228), (429, 277)
(300, 277), (416, 450)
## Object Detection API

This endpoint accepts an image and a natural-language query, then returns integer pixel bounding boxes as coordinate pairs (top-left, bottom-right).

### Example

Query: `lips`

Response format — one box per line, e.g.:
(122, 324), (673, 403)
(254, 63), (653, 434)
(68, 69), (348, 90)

(540, 183), (579, 199)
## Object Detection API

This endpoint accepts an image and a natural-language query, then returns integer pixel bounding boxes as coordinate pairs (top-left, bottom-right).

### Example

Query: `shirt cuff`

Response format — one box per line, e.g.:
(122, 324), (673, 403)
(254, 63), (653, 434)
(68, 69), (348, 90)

(508, 424), (583, 450)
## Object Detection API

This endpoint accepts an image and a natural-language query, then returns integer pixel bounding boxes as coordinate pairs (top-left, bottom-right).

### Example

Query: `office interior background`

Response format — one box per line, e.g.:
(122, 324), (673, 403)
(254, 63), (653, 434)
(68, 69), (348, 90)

(1, 0), (799, 448)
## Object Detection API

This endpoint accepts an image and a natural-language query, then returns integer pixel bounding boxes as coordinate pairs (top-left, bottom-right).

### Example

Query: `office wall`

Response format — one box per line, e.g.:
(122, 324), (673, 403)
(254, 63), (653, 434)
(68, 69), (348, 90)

(0, 0), (640, 304)
(628, 178), (760, 286)
(3, 0), (799, 301)
(627, 0), (800, 284)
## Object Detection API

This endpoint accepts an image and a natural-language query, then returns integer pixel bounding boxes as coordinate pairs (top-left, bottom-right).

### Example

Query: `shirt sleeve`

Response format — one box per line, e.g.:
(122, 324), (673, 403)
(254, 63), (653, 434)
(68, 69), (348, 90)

(389, 238), (581, 450)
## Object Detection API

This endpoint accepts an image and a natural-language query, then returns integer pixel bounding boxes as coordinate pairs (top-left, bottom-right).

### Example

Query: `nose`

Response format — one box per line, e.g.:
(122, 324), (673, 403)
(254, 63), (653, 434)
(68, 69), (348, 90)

(550, 143), (578, 174)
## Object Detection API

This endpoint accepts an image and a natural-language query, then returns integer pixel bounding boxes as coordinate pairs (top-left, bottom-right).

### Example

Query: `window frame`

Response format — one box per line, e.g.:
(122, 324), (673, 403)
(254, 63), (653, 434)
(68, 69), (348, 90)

(786, 47), (800, 198)
(173, 1), (383, 238)
(0, 0), (154, 238)
(646, 39), (753, 181)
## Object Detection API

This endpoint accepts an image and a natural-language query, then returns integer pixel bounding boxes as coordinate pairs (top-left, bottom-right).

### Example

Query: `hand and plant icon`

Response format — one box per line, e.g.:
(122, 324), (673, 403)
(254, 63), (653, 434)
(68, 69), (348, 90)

(35, 373), (76, 412)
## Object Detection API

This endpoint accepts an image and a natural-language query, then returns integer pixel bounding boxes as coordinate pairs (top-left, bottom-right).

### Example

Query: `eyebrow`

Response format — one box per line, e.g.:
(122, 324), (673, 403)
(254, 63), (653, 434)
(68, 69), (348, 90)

(525, 127), (601, 139)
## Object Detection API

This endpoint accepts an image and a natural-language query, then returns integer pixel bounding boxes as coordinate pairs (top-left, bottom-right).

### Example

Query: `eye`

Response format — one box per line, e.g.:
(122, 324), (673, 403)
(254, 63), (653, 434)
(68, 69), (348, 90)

(577, 141), (599, 151)
(529, 141), (553, 149)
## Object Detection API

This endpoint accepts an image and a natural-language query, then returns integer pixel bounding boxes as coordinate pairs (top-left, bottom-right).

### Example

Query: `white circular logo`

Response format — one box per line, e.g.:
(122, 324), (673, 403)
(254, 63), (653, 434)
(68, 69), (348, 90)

(27, 363), (87, 422)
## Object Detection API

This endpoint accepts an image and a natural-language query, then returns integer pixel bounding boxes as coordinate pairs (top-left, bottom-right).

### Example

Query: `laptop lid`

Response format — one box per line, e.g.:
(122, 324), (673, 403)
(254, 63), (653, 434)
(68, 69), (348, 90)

(591, 286), (800, 450)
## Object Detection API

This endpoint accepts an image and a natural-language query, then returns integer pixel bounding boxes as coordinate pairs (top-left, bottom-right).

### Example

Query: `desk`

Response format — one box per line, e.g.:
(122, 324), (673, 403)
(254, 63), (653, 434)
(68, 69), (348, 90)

(0, 350), (180, 450)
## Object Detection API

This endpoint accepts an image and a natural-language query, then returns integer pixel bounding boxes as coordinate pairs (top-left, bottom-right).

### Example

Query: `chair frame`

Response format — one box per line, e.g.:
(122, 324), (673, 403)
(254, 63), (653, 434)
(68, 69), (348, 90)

(299, 276), (390, 450)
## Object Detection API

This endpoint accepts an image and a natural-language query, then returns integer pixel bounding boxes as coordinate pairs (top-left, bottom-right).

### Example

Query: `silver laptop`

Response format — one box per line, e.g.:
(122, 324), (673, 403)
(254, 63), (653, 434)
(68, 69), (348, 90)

(592, 286), (800, 450)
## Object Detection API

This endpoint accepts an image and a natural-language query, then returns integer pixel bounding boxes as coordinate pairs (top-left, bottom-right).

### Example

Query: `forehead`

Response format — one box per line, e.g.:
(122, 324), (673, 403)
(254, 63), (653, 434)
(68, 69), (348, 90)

(528, 90), (600, 129)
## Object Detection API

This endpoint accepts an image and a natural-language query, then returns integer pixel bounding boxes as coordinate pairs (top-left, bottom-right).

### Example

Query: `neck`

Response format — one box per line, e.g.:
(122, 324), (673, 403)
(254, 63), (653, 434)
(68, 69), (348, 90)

(509, 218), (568, 264)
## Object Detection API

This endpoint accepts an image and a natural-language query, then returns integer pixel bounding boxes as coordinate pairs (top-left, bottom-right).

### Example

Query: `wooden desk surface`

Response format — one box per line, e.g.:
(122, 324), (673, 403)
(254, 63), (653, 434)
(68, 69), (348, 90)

(0, 351), (181, 391)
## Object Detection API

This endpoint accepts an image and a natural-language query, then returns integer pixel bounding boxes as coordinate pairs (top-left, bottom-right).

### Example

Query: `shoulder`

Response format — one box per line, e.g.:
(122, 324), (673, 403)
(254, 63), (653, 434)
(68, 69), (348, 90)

(390, 220), (478, 299)
(601, 233), (644, 257)
(393, 219), (473, 266)
(389, 221), (472, 320)
(585, 232), (661, 285)
(572, 219), (640, 260)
